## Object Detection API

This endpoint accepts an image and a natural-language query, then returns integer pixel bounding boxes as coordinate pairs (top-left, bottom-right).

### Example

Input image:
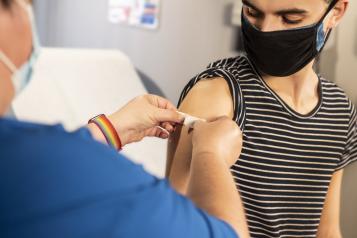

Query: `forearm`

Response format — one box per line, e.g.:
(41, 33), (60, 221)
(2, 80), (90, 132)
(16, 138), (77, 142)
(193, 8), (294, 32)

(166, 129), (182, 178)
(166, 127), (192, 194)
(187, 152), (250, 238)
(317, 229), (342, 238)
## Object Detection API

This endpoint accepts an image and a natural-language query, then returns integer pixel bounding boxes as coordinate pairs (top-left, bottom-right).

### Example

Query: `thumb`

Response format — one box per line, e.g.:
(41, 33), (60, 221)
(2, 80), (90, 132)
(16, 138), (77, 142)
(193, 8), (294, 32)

(154, 108), (185, 124)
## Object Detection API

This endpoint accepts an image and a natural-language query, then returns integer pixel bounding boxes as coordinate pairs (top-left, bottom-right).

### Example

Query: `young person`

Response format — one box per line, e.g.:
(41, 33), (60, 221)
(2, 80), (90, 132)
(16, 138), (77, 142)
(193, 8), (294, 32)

(167, 0), (356, 237)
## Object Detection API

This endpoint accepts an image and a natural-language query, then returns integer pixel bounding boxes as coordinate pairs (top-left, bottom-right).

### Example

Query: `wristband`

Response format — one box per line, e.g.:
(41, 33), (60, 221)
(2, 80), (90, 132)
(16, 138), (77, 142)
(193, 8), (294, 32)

(88, 114), (122, 150)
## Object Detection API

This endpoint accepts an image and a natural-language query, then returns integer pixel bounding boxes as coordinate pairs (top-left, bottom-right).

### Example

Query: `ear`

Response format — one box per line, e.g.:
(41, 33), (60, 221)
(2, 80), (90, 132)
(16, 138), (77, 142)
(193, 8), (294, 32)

(326, 0), (349, 29)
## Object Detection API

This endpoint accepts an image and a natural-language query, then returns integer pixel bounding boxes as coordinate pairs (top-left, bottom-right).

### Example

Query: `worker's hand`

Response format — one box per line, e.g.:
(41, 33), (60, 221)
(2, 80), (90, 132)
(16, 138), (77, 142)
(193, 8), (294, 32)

(108, 94), (184, 146)
(191, 117), (243, 167)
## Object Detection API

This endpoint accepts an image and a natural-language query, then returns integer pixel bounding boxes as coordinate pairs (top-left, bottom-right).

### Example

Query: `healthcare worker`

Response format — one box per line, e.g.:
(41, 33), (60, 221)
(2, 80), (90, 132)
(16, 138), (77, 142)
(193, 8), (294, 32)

(0, 0), (251, 238)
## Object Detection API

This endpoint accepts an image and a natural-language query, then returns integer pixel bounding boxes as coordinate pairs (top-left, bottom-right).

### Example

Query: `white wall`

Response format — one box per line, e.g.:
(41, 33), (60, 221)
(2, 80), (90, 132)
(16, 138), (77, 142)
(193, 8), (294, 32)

(320, 0), (357, 104)
(320, 1), (357, 237)
(33, 0), (238, 103)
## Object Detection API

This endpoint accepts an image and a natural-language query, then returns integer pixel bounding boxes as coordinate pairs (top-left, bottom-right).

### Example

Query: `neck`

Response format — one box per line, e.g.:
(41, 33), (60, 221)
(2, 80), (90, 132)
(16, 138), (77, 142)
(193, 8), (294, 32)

(262, 61), (320, 114)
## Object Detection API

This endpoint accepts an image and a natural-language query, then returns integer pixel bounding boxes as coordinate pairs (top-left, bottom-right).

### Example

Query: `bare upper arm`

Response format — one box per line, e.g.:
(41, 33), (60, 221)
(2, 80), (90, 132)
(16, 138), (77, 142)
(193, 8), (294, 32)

(317, 169), (344, 238)
(166, 77), (234, 194)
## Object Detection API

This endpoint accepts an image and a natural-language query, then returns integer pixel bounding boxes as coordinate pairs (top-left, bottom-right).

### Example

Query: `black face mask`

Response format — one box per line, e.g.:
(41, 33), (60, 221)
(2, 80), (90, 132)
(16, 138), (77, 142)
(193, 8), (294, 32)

(241, 0), (338, 77)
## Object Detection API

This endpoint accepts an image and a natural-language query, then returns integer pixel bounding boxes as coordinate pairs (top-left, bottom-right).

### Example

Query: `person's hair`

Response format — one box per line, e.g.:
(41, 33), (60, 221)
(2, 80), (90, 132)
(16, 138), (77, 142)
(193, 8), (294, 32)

(0, 0), (12, 8)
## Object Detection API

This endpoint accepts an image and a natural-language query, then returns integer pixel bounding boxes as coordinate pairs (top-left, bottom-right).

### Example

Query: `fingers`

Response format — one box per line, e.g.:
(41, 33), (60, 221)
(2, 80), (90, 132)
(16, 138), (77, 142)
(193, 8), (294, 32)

(144, 94), (184, 125)
(155, 108), (185, 124)
(146, 127), (170, 139)
(147, 94), (178, 111)
(155, 129), (170, 139)
(159, 132), (170, 139)
(162, 122), (175, 133)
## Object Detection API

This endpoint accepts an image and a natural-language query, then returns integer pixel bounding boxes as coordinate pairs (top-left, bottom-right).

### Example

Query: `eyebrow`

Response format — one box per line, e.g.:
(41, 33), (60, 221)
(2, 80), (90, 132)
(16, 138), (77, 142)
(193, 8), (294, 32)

(242, 0), (308, 15)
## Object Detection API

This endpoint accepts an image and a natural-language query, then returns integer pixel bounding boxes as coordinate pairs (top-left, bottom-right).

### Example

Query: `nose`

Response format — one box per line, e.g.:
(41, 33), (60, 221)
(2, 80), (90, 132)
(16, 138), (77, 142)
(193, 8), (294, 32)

(256, 16), (279, 32)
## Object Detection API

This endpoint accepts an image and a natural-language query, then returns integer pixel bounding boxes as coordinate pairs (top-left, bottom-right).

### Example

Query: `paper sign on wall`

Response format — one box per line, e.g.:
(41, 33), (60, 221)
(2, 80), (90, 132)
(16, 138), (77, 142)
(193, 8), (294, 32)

(108, 0), (160, 30)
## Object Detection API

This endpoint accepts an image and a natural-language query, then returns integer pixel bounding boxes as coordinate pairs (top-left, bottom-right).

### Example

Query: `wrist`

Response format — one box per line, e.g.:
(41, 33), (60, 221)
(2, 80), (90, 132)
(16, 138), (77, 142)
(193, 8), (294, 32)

(87, 123), (107, 143)
(107, 113), (131, 147)
(88, 114), (123, 150)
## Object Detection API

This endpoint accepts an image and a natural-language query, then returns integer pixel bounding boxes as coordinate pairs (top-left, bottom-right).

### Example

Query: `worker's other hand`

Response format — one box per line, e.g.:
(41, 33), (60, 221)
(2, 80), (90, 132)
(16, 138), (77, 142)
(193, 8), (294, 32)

(191, 117), (243, 167)
(109, 94), (184, 146)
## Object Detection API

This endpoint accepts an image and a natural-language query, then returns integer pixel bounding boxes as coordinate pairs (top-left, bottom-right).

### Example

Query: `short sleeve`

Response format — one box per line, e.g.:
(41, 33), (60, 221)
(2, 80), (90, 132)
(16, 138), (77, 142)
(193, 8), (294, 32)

(178, 58), (246, 131)
(336, 103), (357, 170)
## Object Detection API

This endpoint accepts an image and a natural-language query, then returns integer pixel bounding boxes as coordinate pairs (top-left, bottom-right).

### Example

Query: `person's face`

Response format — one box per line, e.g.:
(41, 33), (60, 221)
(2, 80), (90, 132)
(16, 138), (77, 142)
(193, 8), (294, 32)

(242, 0), (348, 32)
(0, 0), (32, 115)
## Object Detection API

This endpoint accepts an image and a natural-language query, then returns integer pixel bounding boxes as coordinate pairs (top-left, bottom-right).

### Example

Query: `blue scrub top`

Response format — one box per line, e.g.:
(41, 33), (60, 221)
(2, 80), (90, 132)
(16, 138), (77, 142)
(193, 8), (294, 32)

(0, 118), (238, 238)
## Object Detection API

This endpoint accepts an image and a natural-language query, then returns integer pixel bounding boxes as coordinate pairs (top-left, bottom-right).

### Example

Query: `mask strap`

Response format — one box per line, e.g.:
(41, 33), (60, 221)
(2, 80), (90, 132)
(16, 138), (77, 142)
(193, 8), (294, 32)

(0, 51), (17, 73)
(318, 30), (333, 55)
(317, 0), (339, 49)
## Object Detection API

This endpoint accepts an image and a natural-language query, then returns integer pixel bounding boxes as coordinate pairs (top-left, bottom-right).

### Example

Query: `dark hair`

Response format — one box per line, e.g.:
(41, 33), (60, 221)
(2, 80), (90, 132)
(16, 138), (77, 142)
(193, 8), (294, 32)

(0, 0), (12, 8)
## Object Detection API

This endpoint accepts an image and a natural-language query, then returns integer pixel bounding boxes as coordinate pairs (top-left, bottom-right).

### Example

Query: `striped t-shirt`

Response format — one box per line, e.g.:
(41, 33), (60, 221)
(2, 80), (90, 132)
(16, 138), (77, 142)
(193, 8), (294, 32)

(178, 55), (357, 238)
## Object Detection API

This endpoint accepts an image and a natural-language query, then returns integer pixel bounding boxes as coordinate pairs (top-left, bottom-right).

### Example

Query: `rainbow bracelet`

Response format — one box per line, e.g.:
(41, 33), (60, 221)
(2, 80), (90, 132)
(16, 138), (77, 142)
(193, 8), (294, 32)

(88, 114), (122, 151)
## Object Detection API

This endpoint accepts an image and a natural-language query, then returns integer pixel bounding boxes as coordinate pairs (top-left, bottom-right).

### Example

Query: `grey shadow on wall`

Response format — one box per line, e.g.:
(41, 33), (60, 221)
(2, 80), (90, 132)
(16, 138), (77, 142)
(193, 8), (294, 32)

(136, 69), (166, 98)
(354, 15), (357, 56)
(235, 27), (244, 52)
(224, 3), (244, 52)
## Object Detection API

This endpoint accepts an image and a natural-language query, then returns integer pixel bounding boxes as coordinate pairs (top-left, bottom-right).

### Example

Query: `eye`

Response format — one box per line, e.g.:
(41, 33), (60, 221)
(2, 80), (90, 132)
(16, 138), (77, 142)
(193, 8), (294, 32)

(244, 6), (261, 18)
(282, 15), (304, 25)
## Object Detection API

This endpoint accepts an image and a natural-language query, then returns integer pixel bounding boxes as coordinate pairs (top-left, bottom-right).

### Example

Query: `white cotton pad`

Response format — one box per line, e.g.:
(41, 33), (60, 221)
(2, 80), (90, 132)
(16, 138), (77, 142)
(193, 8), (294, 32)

(178, 112), (206, 129)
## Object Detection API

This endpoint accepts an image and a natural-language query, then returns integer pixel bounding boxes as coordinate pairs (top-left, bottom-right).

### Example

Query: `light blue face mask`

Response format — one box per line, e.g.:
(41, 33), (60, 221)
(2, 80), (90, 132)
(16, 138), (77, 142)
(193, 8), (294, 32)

(0, 2), (41, 118)
(0, 3), (41, 96)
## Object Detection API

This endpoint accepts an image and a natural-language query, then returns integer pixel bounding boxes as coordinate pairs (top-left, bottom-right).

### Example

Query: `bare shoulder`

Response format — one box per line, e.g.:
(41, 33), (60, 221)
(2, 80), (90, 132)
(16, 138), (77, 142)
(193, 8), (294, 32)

(179, 77), (234, 119)
(166, 77), (234, 183)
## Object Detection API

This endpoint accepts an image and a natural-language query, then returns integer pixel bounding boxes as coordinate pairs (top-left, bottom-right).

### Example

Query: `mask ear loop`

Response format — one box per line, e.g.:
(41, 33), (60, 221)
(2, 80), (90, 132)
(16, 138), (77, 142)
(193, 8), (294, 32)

(0, 51), (17, 73)
(315, 0), (339, 54)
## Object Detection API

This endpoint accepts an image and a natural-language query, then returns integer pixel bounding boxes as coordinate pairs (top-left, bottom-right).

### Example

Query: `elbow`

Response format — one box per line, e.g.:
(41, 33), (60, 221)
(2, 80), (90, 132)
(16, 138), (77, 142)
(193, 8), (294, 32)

(231, 224), (251, 238)
(317, 229), (343, 238)
(235, 231), (251, 238)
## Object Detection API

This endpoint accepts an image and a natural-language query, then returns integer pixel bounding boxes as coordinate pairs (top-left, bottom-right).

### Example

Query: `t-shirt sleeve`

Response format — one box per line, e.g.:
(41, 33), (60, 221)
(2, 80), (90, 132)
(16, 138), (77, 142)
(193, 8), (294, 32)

(336, 103), (357, 170)
(178, 59), (246, 131)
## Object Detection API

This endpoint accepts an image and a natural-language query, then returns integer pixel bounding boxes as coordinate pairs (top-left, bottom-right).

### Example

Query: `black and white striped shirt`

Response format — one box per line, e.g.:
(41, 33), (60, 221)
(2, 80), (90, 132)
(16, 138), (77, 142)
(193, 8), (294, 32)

(178, 55), (357, 238)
